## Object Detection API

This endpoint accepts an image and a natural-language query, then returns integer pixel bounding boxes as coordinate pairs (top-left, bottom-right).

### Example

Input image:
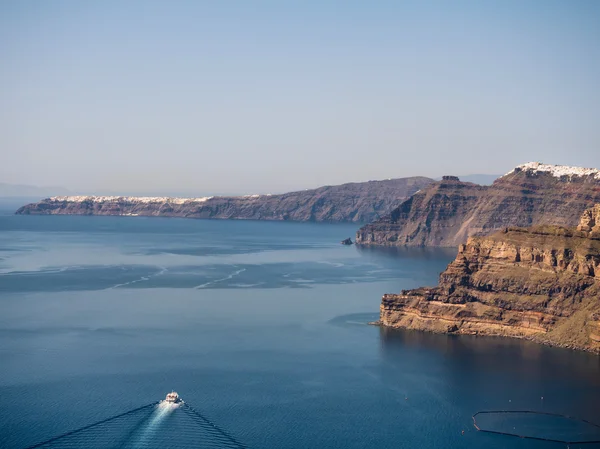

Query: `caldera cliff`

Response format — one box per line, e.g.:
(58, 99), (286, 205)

(15, 177), (432, 223)
(379, 205), (600, 353)
(357, 163), (600, 247)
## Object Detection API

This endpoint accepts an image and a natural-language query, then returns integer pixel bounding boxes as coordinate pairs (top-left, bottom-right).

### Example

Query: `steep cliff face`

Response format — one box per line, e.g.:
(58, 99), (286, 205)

(356, 163), (600, 247)
(578, 204), (600, 234)
(379, 207), (600, 353)
(15, 177), (433, 223)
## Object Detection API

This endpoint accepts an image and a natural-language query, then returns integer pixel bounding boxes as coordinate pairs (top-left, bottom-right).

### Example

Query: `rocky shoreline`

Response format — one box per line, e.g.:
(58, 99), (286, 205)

(376, 205), (600, 353)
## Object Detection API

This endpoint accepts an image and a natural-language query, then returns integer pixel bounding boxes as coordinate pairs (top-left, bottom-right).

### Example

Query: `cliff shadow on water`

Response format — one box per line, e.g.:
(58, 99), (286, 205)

(378, 326), (600, 375)
(379, 326), (600, 400)
(355, 244), (457, 262)
(377, 326), (600, 427)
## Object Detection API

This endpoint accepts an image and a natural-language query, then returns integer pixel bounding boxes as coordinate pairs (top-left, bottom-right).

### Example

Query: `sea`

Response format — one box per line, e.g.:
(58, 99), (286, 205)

(1, 201), (599, 449)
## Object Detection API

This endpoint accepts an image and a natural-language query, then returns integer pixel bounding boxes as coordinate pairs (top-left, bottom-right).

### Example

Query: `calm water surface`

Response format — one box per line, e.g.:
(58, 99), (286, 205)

(1, 207), (599, 448)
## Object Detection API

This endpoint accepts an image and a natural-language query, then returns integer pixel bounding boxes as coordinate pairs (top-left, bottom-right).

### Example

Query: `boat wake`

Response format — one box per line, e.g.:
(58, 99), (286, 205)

(23, 392), (248, 449)
(129, 402), (176, 448)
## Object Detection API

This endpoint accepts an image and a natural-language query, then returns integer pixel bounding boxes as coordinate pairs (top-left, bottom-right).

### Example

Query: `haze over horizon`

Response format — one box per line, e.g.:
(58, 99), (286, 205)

(0, 172), (499, 198)
(2, 1), (599, 194)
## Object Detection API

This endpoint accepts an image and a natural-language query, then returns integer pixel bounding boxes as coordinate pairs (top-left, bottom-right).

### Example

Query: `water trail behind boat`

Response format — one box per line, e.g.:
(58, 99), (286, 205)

(130, 402), (176, 448)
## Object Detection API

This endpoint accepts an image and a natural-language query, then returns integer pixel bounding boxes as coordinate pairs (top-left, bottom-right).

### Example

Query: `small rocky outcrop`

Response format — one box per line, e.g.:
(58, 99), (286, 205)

(340, 238), (353, 245)
(378, 205), (600, 353)
(356, 163), (600, 247)
(578, 204), (600, 235)
(15, 177), (434, 224)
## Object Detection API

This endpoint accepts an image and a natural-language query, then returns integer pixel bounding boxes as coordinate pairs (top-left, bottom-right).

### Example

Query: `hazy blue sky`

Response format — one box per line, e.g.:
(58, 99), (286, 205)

(1, 1), (599, 195)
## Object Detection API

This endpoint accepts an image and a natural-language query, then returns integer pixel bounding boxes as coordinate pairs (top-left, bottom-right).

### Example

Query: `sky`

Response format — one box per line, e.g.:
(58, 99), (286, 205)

(1, 1), (599, 195)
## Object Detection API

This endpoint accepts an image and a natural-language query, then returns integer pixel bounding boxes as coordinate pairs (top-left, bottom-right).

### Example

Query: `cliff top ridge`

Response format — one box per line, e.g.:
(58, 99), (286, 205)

(503, 162), (600, 180)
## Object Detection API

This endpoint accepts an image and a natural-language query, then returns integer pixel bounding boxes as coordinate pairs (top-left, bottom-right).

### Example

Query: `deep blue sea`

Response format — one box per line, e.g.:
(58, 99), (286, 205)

(1, 203), (599, 448)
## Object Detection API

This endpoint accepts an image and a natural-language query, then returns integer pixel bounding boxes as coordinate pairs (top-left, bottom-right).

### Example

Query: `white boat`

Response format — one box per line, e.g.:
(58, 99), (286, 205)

(161, 391), (182, 405)
(159, 391), (183, 408)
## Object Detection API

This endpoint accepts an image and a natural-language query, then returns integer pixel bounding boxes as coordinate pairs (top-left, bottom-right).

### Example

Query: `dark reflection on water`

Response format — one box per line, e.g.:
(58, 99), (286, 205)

(355, 244), (458, 262)
(378, 326), (600, 425)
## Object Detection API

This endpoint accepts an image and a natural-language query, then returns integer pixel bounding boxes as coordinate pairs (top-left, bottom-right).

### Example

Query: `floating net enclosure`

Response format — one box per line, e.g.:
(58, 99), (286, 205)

(473, 411), (600, 446)
(26, 402), (247, 449)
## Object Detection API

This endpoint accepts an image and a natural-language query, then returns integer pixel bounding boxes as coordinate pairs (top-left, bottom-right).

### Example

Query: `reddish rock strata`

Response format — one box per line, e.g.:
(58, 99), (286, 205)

(379, 205), (600, 353)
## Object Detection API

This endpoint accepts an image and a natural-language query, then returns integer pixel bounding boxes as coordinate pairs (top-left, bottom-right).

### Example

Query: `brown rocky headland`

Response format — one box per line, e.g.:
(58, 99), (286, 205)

(378, 204), (600, 353)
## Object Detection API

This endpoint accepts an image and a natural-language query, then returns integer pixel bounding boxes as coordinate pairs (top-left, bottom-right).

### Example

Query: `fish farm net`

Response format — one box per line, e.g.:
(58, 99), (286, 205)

(26, 402), (247, 449)
(473, 411), (600, 446)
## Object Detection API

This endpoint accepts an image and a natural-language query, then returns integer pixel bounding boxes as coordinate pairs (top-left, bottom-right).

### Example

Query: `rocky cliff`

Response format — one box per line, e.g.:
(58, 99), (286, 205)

(379, 205), (600, 353)
(15, 177), (433, 223)
(356, 163), (600, 247)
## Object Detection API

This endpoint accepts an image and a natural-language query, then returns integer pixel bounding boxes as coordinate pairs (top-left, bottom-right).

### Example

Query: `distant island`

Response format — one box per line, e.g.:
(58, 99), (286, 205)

(15, 176), (433, 223)
(378, 204), (600, 353)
